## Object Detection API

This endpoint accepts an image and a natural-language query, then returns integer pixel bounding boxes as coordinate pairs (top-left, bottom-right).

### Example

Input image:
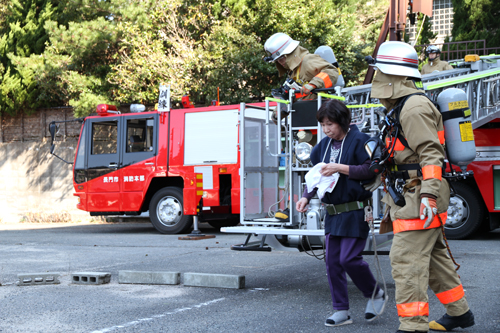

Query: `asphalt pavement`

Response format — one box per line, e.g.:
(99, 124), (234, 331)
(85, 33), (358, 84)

(0, 222), (499, 333)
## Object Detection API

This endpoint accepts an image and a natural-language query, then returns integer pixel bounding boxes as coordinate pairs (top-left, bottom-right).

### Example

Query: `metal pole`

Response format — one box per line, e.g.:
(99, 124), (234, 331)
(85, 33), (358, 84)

(191, 216), (201, 235)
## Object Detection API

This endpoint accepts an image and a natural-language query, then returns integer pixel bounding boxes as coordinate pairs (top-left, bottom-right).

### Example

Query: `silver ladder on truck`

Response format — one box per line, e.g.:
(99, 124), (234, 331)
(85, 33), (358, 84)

(222, 55), (500, 253)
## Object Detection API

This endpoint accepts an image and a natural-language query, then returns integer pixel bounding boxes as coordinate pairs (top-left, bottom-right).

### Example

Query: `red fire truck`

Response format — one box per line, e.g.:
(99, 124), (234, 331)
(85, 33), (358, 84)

(49, 58), (500, 242)
(49, 88), (272, 234)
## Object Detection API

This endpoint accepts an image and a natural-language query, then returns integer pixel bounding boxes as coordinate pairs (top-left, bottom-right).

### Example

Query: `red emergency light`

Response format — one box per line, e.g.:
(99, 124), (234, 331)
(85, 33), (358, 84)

(96, 104), (118, 116)
(181, 95), (195, 108)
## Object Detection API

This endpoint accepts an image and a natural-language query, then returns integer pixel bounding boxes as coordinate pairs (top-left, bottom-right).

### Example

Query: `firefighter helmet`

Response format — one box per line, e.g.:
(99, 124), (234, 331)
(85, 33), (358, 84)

(263, 33), (299, 63)
(426, 45), (441, 57)
(314, 45), (337, 64)
(371, 41), (421, 79)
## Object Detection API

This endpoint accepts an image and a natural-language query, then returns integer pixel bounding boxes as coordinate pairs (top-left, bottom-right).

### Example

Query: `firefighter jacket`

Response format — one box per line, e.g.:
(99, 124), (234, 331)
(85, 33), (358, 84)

(275, 46), (339, 99)
(372, 72), (449, 231)
(421, 57), (454, 75)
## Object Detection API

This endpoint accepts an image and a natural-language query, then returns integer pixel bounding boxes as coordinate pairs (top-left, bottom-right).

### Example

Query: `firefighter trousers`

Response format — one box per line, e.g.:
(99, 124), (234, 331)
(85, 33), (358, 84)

(389, 227), (469, 332)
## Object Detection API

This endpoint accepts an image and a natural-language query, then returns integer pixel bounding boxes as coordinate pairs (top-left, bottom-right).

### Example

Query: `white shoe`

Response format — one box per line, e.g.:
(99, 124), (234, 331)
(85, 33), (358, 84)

(325, 310), (352, 327)
(365, 290), (388, 321)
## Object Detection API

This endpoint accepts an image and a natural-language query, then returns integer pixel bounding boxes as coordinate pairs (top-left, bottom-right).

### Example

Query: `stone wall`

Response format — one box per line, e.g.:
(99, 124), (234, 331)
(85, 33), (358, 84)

(0, 108), (87, 222)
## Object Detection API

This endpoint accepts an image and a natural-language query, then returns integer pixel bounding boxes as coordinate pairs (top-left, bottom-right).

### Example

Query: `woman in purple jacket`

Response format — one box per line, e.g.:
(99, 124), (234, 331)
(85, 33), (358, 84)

(296, 99), (387, 327)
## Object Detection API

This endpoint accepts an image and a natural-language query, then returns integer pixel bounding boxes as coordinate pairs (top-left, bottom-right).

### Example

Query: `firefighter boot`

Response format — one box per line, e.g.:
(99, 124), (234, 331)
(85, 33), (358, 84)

(429, 309), (474, 331)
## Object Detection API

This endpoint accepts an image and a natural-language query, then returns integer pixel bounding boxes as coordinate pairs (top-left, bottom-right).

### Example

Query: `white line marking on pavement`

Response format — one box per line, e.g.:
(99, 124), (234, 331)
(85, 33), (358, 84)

(90, 298), (226, 333)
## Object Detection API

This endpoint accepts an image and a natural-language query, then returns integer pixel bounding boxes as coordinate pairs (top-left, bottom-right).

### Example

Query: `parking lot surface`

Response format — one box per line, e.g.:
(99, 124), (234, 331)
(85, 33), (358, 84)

(0, 222), (499, 333)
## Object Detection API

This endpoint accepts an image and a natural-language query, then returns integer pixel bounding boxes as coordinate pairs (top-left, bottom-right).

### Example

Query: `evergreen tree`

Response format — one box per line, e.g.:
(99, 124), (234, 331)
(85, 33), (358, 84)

(109, 0), (387, 106)
(414, 13), (437, 68)
(6, 0), (152, 117)
(1, 0), (389, 115)
(0, 0), (58, 115)
(451, 0), (500, 50)
(417, 13), (437, 46)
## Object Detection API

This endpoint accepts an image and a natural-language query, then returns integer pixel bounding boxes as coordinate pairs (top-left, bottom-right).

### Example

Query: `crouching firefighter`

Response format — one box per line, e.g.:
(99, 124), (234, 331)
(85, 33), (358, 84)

(263, 32), (339, 123)
(363, 41), (475, 333)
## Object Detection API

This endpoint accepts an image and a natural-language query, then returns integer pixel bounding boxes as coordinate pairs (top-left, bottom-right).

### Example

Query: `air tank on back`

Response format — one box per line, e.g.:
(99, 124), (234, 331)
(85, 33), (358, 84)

(436, 88), (476, 170)
(314, 46), (345, 88)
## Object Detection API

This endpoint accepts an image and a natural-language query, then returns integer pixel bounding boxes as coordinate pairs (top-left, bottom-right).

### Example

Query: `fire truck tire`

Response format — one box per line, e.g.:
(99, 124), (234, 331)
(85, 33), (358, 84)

(444, 182), (485, 240)
(149, 187), (193, 234)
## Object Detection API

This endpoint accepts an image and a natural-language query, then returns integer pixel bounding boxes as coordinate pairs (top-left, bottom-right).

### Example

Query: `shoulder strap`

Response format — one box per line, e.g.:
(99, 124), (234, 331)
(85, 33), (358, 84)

(391, 92), (427, 150)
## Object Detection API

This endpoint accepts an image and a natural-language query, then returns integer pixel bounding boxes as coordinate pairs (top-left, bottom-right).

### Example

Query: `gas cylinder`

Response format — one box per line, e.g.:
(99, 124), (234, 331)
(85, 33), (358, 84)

(436, 88), (476, 170)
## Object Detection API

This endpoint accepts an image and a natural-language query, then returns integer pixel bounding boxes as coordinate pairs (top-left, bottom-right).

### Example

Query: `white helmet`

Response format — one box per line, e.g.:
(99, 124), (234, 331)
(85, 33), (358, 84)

(263, 33), (299, 63)
(314, 45), (337, 64)
(370, 41), (421, 79)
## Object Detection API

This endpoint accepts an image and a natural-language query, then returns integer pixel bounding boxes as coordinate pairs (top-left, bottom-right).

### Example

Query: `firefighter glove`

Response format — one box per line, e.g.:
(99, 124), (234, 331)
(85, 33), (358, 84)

(363, 174), (382, 192)
(420, 196), (438, 228)
(300, 83), (316, 95)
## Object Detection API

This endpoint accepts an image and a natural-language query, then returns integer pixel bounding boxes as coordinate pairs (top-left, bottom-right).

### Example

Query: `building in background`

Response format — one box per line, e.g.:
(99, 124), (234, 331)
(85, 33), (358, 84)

(406, 0), (453, 44)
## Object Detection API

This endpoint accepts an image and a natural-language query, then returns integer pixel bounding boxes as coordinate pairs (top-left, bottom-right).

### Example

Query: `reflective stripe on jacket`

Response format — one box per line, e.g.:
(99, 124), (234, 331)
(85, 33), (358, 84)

(276, 46), (338, 100)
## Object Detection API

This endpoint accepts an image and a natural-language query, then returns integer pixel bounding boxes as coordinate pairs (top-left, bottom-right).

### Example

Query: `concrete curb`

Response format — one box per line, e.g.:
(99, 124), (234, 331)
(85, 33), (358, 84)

(118, 271), (180, 285)
(184, 273), (245, 289)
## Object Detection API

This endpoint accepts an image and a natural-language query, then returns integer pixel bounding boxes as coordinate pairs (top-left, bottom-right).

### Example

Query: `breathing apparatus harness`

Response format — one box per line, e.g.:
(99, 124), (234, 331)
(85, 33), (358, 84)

(366, 92), (462, 271)
(366, 92), (429, 207)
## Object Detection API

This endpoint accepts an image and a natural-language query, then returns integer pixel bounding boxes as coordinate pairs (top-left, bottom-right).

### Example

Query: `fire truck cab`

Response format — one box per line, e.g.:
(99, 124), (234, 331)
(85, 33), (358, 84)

(67, 99), (264, 234)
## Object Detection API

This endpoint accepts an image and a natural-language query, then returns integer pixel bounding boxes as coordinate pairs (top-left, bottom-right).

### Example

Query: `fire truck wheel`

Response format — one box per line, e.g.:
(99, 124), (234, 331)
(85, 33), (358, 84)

(444, 182), (485, 240)
(149, 187), (193, 234)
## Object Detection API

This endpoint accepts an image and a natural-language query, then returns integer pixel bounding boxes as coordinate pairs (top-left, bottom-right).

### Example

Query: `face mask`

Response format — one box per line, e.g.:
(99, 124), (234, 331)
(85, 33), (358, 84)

(371, 71), (394, 99)
(371, 71), (420, 108)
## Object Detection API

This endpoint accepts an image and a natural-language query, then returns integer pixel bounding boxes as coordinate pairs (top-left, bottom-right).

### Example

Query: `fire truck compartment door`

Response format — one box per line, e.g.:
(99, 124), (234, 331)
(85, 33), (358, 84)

(184, 110), (239, 165)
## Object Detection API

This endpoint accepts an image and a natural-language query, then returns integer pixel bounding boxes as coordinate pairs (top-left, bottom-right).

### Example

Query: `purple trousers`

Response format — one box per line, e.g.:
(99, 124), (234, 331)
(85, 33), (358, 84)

(325, 234), (379, 310)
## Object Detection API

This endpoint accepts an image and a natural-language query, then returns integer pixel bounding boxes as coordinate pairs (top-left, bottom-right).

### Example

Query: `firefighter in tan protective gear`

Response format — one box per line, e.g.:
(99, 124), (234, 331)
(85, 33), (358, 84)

(365, 41), (475, 333)
(421, 45), (454, 75)
(263, 33), (339, 99)
(263, 32), (340, 220)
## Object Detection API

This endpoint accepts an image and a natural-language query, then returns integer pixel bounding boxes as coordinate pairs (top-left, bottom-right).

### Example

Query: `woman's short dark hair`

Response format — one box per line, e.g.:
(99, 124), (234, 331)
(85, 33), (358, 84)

(316, 99), (351, 134)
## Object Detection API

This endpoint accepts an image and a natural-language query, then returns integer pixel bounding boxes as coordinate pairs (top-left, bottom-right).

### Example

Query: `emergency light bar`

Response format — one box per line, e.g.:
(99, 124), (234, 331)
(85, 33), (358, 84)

(96, 104), (120, 116)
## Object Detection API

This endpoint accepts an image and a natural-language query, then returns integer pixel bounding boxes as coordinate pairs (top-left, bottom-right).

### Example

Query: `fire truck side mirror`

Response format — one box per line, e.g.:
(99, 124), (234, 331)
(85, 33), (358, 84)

(49, 122), (57, 145)
(50, 143), (55, 154)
